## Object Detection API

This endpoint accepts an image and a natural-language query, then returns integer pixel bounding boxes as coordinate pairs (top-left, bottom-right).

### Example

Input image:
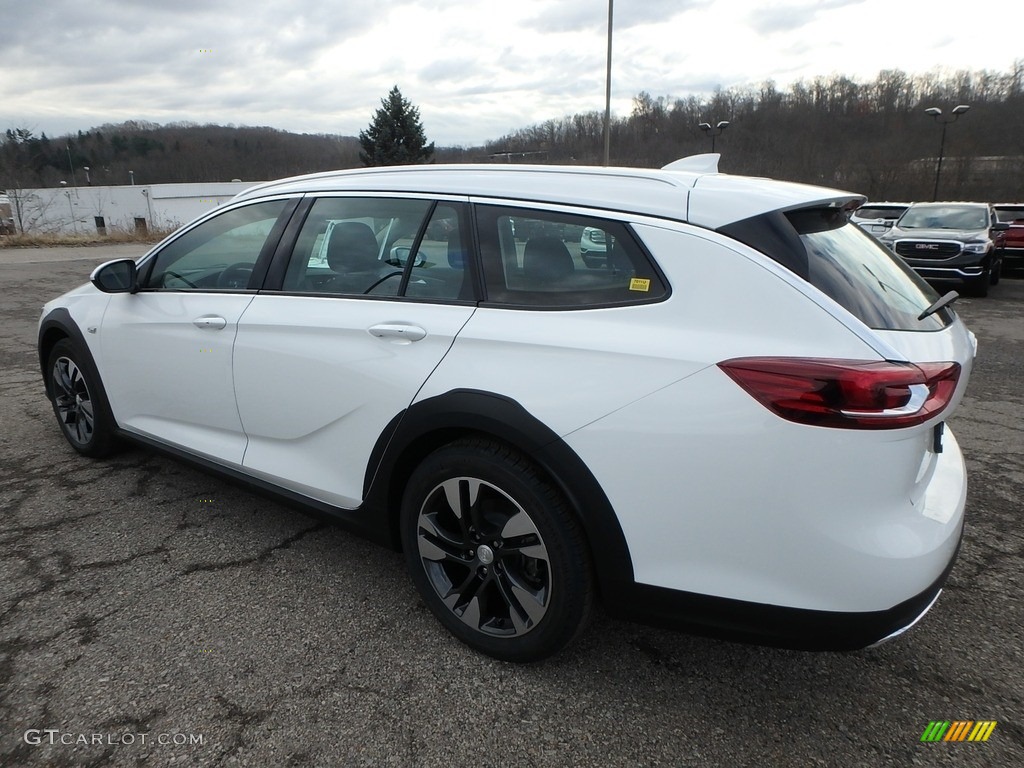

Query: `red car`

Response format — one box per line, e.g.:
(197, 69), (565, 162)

(994, 204), (1024, 269)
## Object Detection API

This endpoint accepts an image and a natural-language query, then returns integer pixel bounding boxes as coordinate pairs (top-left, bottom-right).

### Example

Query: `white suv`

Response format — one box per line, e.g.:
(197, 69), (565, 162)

(39, 157), (975, 662)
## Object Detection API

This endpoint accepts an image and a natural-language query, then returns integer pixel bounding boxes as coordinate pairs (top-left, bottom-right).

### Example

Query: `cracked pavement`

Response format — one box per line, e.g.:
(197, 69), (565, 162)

(1, 246), (1022, 767)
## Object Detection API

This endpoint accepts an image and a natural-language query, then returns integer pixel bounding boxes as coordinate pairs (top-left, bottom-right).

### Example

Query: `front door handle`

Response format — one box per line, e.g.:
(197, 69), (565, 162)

(368, 323), (427, 343)
(193, 315), (227, 330)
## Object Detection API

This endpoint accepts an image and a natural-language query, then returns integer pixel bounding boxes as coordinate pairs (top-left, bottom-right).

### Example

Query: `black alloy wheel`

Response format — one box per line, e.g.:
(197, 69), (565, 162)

(47, 338), (118, 457)
(401, 439), (593, 662)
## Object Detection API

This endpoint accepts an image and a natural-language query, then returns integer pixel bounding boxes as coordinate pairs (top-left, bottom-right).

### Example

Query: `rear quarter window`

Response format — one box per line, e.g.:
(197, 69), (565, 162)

(474, 205), (668, 308)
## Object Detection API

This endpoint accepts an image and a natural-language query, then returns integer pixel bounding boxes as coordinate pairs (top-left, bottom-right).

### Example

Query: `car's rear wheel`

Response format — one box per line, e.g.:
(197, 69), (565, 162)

(47, 338), (118, 457)
(400, 439), (593, 662)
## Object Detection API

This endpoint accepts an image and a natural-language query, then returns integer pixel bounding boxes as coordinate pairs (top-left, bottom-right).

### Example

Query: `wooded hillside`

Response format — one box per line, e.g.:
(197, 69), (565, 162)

(486, 65), (1024, 201)
(3, 64), (1023, 202)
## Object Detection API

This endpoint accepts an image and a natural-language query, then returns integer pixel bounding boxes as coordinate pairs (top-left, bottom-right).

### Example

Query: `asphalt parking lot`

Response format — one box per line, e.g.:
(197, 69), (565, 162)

(1, 245), (1022, 767)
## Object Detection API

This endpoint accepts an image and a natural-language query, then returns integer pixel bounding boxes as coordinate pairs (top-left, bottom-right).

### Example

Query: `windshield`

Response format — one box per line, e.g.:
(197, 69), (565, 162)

(855, 206), (905, 220)
(898, 205), (988, 230)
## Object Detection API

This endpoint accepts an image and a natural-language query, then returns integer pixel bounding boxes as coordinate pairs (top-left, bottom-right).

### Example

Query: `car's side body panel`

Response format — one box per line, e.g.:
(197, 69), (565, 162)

(563, 370), (966, 611)
(232, 295), (476, 507)
(99, 292), (256, 465)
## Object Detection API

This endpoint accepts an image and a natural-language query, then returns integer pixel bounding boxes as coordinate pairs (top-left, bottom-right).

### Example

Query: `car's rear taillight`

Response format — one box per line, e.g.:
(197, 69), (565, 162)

(718, 358), (960, 429)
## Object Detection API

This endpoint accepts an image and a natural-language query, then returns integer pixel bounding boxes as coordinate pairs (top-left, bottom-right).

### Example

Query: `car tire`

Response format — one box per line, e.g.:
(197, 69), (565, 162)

(400, 438), (593, 662)
(46, 338), (119, 457)
(989, 256), (1001, 286)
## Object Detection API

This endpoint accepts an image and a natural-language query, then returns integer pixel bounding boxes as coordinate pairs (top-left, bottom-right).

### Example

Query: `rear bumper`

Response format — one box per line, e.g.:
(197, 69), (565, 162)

(568, 361), (970, 650)
(613, 539), (959, 650)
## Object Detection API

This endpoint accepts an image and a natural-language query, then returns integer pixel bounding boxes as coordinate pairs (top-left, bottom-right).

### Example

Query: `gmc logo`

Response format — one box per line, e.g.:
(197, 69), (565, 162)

(915, 243), (939, 250)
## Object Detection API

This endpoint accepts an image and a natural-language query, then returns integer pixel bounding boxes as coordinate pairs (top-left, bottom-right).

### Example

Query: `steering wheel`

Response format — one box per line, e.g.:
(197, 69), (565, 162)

(218, 262), (254, 289)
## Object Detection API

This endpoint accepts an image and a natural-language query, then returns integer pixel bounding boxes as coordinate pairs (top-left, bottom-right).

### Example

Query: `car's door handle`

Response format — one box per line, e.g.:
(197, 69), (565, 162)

(368, 323), (427, 343)
(193, 315), (227, 330)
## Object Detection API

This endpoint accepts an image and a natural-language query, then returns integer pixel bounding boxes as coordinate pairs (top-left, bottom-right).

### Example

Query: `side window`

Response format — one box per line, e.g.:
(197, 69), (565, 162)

(475, 205), (667, 307)
(283, 197), (430, 296)
(404, 204), (473, 301)
(282, 197), (473, 301)
(145, 200), (287, 290)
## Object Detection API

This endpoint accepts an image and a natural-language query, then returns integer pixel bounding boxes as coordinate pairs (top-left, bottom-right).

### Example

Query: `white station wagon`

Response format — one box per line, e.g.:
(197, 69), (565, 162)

(39, 156), (974, 661)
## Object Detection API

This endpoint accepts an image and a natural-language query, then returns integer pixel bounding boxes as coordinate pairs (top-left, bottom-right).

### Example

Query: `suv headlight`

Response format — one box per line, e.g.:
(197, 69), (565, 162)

(963, 241), (990, 254)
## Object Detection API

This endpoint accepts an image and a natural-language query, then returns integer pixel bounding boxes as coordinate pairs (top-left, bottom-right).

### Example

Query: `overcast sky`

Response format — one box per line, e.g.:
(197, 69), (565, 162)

(2, 0), (1016, 146)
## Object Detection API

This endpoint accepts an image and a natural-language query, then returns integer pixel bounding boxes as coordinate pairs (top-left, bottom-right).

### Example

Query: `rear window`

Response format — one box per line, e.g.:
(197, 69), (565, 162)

(791, 209), (951, 331)
(721, 208), (951, 332)
(994, 206), (1024, 223)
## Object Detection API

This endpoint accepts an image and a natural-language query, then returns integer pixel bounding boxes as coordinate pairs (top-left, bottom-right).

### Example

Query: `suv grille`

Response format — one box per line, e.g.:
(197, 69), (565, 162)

(894, 240), (962, 259)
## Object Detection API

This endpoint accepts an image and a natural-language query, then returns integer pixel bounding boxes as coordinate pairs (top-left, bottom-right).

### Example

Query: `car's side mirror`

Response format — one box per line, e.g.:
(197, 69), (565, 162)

(992, 221), (1010, 231)
(90, 259), (139, 293)
(389, 245), (425, 267)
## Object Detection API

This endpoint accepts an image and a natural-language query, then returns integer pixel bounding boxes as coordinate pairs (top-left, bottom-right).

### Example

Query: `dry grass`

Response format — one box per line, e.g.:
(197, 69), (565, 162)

(0, 227), (176, 249)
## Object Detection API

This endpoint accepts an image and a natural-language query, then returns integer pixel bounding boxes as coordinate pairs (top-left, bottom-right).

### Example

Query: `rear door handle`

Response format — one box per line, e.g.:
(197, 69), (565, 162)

(193, 315), (227, 330)
(368, 323), (427, 343)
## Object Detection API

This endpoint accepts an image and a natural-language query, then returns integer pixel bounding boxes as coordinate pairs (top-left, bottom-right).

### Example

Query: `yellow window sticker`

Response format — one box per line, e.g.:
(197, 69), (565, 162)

(629, 277), (651, 292)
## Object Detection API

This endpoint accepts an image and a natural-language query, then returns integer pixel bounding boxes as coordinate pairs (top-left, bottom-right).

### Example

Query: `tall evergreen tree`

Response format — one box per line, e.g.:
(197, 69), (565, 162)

(358, 86), (434, 166)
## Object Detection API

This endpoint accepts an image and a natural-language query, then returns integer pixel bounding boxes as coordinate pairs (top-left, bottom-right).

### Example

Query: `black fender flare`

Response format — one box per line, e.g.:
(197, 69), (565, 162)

(38, 308), (115, 422)
(362, 389), (636, 604)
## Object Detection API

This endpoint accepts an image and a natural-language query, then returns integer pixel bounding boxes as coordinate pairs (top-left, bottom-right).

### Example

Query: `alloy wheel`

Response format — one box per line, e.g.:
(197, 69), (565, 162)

(415, 476), (551, 637)
(52, 356), (95, 446)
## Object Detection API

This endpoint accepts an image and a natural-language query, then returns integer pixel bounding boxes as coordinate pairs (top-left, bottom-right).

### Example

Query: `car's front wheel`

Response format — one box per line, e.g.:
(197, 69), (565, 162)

(47, 338), (118, 457)
(400, 439), (593, 662)
(989, 255), (1002, 286)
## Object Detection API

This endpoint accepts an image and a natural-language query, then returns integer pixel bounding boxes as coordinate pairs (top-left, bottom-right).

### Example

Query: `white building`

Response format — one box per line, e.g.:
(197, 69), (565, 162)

(3, 181), (259, 235)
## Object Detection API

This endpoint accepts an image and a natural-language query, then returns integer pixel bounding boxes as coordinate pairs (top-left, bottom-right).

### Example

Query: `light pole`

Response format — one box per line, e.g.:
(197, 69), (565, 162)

(64, 190), (78, 234)
(129, 170), (135, 186)
(66, 145), (77, 187)
(602, 0), (614, 166)
(698, 120), (730, 152)
(925, 104), (969, 202)
(83, 166), (91, 185)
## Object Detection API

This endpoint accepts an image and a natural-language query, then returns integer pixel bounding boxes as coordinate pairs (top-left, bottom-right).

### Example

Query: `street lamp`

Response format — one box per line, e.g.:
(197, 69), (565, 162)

(602, 0), (614, 166)
(698, 120), (730, 152)
(129, 170), (135, 186)
(64, 190), (78, 234)
(83, 166), (91, 185)
(925, 104), (969, 201)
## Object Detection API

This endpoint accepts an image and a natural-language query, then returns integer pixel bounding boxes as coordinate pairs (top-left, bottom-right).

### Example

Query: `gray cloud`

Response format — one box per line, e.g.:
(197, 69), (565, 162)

(2, 0), (1009, 146)
(530, 0), (712, 33)
(748, 0), (866, 34)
